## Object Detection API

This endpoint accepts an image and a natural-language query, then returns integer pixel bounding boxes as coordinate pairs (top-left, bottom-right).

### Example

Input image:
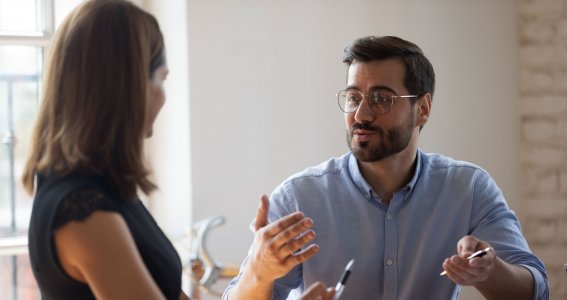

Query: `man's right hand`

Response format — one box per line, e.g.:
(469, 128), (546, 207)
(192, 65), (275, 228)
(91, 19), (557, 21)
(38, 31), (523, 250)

(246, 195), (319, 283)
(226, 195), (320, 300)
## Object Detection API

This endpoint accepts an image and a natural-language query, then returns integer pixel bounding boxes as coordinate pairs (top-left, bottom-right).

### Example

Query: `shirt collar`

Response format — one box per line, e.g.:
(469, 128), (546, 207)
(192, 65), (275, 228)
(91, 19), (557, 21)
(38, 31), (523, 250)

(347, 153), (374, 200)
(406, 149), (422, 192)
(347, 149), (423, 200)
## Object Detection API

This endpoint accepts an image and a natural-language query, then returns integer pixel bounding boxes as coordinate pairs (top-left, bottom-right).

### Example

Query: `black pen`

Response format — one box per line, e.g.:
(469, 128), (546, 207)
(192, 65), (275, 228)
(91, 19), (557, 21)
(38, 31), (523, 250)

(333, 259), (355, 300)
(440, 247), (492, 276)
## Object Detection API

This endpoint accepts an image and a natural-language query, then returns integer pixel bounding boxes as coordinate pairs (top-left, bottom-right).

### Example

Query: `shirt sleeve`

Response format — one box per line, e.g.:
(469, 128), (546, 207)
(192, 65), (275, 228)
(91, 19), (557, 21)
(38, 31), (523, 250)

(222, 181), (303, 300)
(52, 187), (118, 231)
(469, 170), (549, 300)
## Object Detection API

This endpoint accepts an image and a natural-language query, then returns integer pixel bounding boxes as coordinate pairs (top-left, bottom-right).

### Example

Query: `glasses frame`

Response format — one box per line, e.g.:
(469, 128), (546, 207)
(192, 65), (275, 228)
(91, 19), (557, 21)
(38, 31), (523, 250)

(337, 89), (419, 115)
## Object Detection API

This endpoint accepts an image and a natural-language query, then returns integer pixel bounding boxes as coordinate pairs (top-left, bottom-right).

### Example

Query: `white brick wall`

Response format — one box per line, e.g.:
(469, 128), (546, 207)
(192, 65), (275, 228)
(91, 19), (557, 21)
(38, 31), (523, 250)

(519, 0), (567, 298)
(520, 95), (567, 116)
(520, 69), (553, 92)
(523, 119), (556, 142)
(519, 0), (563, 17)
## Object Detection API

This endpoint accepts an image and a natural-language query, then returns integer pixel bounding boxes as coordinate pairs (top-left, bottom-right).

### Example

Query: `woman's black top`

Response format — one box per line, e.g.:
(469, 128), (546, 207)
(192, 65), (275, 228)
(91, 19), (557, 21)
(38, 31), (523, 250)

(28, 173), (182, 300)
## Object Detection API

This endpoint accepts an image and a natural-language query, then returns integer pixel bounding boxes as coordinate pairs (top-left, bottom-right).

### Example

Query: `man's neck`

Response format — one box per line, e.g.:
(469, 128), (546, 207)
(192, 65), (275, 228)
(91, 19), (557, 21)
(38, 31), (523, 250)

(357, 144), (418, 205)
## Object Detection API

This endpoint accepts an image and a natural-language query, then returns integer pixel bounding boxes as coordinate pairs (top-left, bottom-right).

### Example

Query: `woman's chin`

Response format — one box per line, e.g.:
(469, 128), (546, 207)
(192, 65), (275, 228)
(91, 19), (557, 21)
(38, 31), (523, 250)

(145, 128), (154, 138)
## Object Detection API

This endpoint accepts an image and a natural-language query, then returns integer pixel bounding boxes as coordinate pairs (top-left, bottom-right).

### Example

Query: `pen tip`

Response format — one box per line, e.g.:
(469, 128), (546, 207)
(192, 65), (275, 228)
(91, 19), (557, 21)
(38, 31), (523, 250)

(346, 259), (355, 269)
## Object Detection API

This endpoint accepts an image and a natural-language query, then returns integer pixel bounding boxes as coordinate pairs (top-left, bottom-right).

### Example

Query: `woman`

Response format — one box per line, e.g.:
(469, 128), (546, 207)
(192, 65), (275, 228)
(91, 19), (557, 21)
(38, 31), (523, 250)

(23, 0), (334, 299)
(23, 1), (183, 299)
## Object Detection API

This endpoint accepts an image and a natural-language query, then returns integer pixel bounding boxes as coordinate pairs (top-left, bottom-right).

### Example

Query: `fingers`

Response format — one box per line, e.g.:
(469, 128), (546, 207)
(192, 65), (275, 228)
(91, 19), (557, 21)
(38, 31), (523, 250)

(443, 236), (496, 285)
(287, 230), (316, 254)
(302, 281), (326, 299)
(261, 212), (313, 249)
(457, 235), (479, 258)
(301, 282), (335, 300)
(443, 255), (477, 279)
(457, 236), (494, 269)
(443, 257), (469, 284)
(254, 195), (270, 231)
(443, 254), (492, 284)
(248, 205), (318, 282)
(272, 217), (314, 250)
(283, 243), (320, 267)
(269, 221), (316, 262)
(254, 195), (314, 252)
(326, 287), (336, 299)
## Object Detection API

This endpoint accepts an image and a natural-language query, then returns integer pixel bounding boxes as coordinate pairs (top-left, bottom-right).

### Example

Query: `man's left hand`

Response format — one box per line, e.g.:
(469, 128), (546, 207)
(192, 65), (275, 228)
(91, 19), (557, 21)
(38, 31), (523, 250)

(441, 235), (496, 285)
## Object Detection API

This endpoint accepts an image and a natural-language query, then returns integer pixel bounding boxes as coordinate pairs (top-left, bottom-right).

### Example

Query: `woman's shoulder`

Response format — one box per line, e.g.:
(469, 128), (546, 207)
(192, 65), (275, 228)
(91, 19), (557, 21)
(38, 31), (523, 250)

(52, 186), (119, 230)
(34, 172), (121, 230)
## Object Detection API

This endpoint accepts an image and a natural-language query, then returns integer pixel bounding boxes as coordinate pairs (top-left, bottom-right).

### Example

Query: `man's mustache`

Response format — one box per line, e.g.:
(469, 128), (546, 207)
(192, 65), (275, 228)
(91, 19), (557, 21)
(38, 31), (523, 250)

(351, 122), (379, 132)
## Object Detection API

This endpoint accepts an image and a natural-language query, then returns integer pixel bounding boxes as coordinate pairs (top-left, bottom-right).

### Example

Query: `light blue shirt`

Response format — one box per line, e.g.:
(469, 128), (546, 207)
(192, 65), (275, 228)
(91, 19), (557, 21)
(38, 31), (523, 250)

(223, 150), (548, 300)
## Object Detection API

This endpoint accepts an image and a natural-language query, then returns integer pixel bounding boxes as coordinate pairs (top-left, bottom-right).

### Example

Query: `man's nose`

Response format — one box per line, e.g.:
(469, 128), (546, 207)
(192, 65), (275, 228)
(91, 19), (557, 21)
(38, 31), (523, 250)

(353, 98), (376, 123)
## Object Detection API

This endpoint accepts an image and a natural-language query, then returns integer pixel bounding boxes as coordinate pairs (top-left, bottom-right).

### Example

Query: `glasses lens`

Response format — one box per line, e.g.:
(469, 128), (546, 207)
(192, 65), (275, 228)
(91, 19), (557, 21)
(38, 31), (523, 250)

(338, 90), (361, 113)
(337, 89), (398, 114)
(368, 90), (394, 114)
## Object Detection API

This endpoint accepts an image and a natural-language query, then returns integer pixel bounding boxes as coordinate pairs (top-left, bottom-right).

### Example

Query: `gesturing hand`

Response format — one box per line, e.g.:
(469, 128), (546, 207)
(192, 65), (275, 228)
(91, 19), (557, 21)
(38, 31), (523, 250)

(441, 235), (496, 285)
(247, 195), (319, 283)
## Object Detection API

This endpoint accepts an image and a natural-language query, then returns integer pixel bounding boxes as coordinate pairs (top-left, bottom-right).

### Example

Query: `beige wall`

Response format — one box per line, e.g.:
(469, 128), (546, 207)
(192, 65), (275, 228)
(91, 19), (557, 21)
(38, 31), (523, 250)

(148, 0), (567, 298)
(185, 1), (519, 299)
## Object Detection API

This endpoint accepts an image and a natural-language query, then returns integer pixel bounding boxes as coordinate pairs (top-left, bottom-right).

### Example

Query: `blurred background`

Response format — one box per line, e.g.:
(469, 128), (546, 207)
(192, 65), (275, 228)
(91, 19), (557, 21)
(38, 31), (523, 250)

(1, 0), (565, 299)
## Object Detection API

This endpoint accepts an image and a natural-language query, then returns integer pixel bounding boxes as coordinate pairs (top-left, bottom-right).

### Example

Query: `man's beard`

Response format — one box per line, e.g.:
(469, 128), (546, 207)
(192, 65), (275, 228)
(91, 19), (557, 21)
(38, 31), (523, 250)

(347, 112), (415, 162)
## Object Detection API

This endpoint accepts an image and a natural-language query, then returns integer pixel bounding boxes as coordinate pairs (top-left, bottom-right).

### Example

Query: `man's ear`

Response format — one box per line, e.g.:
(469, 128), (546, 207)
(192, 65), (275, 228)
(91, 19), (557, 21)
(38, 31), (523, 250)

(416, 93), (432, 127)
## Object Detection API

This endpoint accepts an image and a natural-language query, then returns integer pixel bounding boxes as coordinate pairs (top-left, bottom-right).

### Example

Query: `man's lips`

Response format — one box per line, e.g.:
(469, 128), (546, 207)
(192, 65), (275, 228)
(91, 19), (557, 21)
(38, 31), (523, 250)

(352, 129), (375, 141)
(353, 129), (374, 135)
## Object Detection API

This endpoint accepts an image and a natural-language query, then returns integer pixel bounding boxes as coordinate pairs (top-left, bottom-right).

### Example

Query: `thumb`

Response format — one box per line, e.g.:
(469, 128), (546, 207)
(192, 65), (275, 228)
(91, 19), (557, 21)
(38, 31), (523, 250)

(254, 195), (269, 231)
(458, 235), (479, 257)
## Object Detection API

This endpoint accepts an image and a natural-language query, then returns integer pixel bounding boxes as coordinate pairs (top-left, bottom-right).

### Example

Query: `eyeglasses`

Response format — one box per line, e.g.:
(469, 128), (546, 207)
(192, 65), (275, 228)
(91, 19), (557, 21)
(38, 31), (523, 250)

(337, 89), (418, 115)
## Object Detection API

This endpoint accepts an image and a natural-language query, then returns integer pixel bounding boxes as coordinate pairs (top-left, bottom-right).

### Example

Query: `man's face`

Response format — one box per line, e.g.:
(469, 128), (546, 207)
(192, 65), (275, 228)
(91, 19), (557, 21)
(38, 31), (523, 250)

(344, 59), (418, 162)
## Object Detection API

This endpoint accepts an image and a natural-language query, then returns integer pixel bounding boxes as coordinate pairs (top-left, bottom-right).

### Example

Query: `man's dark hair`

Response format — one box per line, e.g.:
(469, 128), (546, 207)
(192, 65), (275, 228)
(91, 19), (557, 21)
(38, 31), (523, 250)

(343, 36), (435, 98)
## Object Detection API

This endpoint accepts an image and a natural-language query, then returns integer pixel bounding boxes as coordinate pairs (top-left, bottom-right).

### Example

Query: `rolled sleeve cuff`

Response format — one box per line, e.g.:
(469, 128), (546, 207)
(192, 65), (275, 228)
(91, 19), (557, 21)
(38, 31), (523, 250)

(520, 264), (549, 300)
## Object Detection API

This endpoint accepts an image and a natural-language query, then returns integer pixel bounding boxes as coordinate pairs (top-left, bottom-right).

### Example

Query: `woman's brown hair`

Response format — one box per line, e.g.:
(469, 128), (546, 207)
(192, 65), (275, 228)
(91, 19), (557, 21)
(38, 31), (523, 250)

(22, 0), (165, 199)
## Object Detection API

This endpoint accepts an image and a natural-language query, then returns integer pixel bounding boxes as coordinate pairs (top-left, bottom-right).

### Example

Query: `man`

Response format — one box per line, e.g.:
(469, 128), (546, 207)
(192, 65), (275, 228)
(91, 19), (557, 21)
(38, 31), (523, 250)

(223, 36), (548, 300)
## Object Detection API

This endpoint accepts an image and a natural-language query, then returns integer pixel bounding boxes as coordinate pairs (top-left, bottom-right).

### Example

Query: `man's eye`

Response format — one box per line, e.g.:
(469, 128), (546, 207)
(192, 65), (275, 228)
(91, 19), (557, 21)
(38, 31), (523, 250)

(347, 94), (362, 103)
(375, 96), (389, 103)
(371, 91), (392, 104)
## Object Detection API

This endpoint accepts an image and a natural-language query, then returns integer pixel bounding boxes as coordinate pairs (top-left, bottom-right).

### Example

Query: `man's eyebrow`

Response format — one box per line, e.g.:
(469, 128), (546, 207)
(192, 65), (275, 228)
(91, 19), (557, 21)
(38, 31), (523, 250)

(368, 85), (397, 93)
(345, 85), (398, 93)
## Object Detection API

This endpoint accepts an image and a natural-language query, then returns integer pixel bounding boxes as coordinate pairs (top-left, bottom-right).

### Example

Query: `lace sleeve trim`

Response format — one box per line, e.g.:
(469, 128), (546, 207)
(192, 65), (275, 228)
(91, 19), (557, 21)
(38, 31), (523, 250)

(52, 187), (118, 231)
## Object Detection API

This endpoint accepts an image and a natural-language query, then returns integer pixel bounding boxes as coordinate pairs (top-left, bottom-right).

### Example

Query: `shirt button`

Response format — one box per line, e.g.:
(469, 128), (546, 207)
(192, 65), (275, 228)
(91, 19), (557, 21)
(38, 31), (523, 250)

(387, 214), (393, 220)
(386, 259), (393, 266)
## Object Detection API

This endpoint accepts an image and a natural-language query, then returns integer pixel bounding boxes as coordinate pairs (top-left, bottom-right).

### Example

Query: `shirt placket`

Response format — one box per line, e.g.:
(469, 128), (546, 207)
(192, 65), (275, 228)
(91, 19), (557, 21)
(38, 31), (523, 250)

(383, 193), (402, 300)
